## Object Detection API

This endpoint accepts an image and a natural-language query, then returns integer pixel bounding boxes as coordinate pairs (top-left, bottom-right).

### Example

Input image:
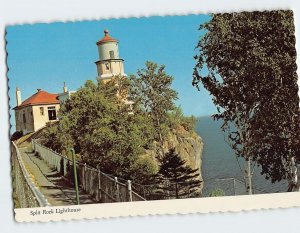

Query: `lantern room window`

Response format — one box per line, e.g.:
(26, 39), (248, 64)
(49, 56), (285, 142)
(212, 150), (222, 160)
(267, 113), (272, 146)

(109, 50), (115, 59)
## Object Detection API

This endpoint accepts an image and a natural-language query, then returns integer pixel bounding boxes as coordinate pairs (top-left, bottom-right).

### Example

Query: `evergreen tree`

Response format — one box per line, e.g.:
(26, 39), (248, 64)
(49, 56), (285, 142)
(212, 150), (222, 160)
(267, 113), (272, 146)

(156, 148), (201, 199)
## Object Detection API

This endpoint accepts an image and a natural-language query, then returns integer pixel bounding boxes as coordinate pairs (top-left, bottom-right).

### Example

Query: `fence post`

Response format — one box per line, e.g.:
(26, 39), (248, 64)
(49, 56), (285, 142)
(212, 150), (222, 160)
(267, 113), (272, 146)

(165, 180), (171, 200)
(84, 163), (87, 191)
(115, 177), (120, 202)
(70, 148), (80, 205)
(127, 180), (133, 202)
(97, 166), (102, 202)
(143, 186), (146, 200)
(233, 178), (236, 196)
(63, 158), (67, 176)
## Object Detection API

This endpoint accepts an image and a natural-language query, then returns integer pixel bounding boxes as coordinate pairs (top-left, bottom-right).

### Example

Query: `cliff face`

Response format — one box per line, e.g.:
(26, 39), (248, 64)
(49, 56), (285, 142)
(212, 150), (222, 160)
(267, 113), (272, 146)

(145, 125), (204, 181)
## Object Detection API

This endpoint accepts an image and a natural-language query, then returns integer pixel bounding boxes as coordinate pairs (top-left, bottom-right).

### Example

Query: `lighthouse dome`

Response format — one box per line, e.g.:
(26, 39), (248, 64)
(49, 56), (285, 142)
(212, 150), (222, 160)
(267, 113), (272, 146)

(96, 29), (118, 44)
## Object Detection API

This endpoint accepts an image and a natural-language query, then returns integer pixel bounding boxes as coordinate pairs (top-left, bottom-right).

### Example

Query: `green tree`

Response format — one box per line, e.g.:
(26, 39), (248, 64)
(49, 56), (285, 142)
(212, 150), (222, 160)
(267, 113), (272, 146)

(193, 10), (300, 191)
(156, 148), (201, 199)
(130, 155), (159, 184)
(40, 121), (74, 158)
(167, 106), (197, 132)
(129, 61), (178, 157)
(42, 78), (155, 181)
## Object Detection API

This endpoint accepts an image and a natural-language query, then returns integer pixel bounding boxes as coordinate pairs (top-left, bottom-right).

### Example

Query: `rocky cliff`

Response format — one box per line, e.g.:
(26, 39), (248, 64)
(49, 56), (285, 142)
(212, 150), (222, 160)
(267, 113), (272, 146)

(145, 125), (204, 182)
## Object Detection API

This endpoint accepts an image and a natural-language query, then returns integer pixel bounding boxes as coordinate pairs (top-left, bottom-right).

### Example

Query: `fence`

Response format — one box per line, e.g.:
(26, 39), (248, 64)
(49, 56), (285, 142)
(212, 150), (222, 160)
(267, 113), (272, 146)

(32, 140), (146, 203)
(129, 179), (202, 200)
(11, 142), (48, 208)
(202, 177), (265, 197)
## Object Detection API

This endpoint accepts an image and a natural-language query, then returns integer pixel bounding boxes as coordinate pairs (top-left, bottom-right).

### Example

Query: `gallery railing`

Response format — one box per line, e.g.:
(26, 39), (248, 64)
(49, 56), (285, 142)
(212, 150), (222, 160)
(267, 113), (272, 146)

(32, 140), (146, 203)
(11, 142), (49, 208)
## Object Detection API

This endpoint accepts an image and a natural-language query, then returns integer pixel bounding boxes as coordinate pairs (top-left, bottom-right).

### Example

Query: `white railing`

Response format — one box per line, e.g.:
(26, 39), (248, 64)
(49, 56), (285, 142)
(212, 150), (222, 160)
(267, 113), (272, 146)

(32, 140), (146, 203)
(11, 142), (49, 208)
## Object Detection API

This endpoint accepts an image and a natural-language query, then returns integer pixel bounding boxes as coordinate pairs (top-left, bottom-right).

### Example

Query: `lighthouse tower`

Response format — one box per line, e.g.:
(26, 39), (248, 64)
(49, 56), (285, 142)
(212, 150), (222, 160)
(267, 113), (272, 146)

(95, 29), (126, 83)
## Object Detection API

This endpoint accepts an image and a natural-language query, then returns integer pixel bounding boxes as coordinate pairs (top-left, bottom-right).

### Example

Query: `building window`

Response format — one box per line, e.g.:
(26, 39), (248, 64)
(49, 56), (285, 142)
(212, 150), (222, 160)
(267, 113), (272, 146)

(48, 106), (57, 120)
(105, 62), (110, 70)
(40, 107), (44, 115)
(109, 50), (115, 59)
(23, 113), (26, 124)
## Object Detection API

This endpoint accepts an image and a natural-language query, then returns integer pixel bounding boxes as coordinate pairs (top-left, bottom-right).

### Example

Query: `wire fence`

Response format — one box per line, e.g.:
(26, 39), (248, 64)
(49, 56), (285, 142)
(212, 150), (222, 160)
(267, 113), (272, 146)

(32, 140), (145, 203)
(129, 180), (202, 200)
(31, 140), (266, 203)
(202, 177), (266, 197)
(130, 177), (267, 200)
(11, 142), (48, 208)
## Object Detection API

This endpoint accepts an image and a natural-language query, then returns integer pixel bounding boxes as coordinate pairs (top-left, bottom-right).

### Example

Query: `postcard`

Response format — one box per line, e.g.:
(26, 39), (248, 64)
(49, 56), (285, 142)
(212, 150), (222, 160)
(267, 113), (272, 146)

(6, 10), (300, 222)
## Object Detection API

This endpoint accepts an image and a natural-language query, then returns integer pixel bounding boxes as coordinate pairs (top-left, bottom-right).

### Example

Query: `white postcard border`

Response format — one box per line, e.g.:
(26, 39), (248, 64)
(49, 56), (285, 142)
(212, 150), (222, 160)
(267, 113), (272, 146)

(15, 192), (300, 222)
(7, 5), (300, 224)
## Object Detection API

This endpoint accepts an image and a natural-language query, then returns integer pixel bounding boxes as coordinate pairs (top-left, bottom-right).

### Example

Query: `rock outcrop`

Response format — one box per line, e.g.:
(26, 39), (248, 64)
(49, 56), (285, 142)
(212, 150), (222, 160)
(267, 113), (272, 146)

(145, 125), (204, 182)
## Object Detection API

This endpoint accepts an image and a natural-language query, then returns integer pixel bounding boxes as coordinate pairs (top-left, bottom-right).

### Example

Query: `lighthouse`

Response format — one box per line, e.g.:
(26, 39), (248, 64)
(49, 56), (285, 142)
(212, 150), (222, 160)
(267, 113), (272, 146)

(95, 29), (127, 83)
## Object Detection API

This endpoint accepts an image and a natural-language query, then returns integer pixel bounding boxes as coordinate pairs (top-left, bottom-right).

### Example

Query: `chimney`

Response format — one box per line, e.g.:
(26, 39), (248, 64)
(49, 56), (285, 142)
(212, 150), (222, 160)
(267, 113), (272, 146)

(16, 87), (22, 106)
(63, 82), (68, 93)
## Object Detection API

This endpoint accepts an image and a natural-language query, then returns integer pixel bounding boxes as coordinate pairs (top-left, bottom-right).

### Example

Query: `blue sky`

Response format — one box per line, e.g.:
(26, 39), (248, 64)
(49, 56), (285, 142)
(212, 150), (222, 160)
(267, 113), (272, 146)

(7, 14), (217, 131)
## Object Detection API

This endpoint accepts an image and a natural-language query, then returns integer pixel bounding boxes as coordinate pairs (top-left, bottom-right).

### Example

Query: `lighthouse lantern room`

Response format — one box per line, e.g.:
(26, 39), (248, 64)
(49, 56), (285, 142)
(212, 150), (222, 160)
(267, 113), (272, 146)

(95, 29), (126, 82)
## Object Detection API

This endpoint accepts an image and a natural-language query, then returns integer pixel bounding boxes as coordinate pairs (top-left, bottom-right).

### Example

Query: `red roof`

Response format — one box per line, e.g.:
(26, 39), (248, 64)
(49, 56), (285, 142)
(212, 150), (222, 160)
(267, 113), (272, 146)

(96, 29), (118, 45)
(14, 89), (59, 109)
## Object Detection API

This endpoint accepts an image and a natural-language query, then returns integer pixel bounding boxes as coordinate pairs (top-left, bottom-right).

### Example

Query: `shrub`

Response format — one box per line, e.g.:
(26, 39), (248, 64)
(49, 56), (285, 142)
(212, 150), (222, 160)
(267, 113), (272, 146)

(209, 188), (225, 197)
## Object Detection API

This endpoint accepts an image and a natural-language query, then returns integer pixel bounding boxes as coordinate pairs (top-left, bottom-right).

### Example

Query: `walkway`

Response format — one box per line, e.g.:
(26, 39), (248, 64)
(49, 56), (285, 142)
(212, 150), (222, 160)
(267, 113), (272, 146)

(19, 147), (95, 206)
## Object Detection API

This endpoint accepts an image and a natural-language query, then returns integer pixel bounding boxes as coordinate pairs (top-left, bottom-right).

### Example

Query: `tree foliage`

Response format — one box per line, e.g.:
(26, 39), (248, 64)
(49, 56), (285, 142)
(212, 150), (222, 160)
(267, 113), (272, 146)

(167, 106), (197, 132)
(209, 188), (225, 197)
(129, 61), (178, 153)
(193, 10), (300, 185)
(41, 61), (198, 188)
(130, 155), (159, 184)
(42, 78), (155, 181)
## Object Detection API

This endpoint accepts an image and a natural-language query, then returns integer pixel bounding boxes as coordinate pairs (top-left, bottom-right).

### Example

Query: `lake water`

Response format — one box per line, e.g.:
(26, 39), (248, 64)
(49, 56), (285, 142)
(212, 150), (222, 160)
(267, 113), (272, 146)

(195, 116), (288, 196)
